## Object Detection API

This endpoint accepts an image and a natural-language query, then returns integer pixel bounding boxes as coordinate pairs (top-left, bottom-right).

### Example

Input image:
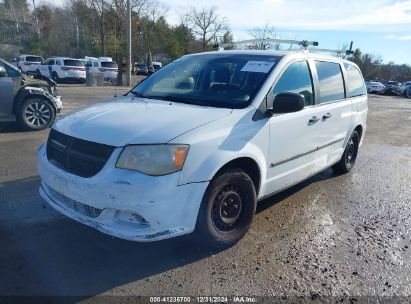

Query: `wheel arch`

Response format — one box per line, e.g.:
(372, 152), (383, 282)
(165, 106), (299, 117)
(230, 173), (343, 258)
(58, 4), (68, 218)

(211, 157), (262, 197)
(13, 88), (57, 115)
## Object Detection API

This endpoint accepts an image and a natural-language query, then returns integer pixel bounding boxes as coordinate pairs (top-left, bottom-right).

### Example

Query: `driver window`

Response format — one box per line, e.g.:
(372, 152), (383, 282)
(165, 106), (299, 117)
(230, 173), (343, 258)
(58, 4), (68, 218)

(268, 61), (314, 108)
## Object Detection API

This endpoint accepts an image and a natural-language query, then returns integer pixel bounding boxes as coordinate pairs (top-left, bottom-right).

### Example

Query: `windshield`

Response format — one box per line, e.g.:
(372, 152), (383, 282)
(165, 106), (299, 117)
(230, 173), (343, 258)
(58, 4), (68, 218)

(101, 62), (118, 68)
(131, 53), (279, 109)
(26, 56), (43, 62)
(64, 59), (84, 67)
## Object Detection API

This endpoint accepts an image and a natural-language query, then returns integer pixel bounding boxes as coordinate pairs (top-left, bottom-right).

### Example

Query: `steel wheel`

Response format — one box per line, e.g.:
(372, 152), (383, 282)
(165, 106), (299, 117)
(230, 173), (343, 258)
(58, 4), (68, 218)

(332, 130), (360, 174)
(196, 168), (257, 248)
(211, 185), (245, 232)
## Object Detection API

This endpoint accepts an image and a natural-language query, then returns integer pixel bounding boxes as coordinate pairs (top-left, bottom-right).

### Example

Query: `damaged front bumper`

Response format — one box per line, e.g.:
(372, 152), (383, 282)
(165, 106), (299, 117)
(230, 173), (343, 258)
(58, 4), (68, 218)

(37, 144), (208, 241)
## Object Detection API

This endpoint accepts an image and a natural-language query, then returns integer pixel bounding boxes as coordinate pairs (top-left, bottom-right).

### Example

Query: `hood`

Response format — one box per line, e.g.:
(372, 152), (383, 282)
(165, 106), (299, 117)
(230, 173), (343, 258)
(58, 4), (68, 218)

(53, 96), (232, 146)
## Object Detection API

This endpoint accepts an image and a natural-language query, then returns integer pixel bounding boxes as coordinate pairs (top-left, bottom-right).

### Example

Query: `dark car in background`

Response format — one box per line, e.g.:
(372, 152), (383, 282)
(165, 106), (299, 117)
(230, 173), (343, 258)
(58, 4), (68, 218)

(135, 63), (148, 75)
(0, 58), (62, 130)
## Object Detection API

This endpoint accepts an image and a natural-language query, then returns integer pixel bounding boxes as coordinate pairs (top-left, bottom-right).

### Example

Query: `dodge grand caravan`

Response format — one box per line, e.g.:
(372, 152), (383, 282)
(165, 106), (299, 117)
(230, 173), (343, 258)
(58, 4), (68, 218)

(38, 50), (367, 247)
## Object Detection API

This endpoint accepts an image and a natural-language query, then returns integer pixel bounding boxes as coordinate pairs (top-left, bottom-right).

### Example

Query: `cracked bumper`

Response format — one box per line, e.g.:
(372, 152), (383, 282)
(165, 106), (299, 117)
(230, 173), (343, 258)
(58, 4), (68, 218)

(37, 144), (208, 241)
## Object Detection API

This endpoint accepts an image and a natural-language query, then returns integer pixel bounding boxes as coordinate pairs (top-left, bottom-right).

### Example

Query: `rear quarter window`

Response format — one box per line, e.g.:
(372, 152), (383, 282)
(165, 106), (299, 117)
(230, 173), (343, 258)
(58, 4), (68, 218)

(344, 63), (366, 97)
(315, 61), (345, 103)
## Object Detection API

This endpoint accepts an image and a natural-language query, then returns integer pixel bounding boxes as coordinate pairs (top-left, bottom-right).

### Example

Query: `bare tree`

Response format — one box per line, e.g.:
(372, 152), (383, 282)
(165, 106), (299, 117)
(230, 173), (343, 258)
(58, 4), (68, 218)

(187, 6), (227, 51)
(248, 24), (280, 50)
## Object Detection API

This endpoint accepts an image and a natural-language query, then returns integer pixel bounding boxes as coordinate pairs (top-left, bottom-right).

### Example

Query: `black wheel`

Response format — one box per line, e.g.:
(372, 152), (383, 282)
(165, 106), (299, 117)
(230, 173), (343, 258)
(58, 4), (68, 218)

(195, 168), (257, 248)
(332, 131), (360, 174)
(51, 72), (60, 83)
(18, 97), (55, 131)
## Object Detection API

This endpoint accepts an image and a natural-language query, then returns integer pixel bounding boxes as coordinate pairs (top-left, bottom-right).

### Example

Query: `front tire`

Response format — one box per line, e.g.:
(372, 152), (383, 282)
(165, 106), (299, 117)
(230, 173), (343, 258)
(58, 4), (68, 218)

(18, 98), (55, 131)
(195, 169), (257, 248)
(332, 131), (360, 174)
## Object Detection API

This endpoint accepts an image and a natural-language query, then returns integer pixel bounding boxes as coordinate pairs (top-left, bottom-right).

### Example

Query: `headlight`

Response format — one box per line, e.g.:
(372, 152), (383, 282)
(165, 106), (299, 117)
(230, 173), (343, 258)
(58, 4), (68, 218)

(116, 144), (189, 176)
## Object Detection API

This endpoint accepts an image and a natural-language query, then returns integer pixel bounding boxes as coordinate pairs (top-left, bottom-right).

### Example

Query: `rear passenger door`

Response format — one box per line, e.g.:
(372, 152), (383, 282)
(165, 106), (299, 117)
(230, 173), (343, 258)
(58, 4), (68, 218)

(313, 60), (355, 166)
(266, 60), (322, 195)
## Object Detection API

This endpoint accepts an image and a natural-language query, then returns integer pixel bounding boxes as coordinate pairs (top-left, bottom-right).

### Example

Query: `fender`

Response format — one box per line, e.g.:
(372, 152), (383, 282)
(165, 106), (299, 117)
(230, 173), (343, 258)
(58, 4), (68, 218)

(13, 87), (59, 115)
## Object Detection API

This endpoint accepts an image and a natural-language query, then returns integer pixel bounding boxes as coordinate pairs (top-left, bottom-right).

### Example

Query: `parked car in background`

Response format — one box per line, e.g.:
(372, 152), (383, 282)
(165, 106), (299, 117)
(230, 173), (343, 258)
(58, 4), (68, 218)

(85, 57), (118, 81)
(404, 83), (411, 98)
(366, 81), (385, 93)
(0, 58), (62, 130)
(399, 81), (411, 96)
(38, 51), (367, 247)
(11, 55), (44, 73)
(37, 57), (86, 83)
(135, 63), (148, 75)
(149, 61), (162, 74)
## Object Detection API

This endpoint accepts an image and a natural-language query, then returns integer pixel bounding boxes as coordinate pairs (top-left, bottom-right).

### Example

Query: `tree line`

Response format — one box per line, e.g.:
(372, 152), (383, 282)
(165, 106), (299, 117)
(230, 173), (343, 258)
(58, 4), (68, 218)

(0, 0), (233, 64)
(1, 0), (410, 81)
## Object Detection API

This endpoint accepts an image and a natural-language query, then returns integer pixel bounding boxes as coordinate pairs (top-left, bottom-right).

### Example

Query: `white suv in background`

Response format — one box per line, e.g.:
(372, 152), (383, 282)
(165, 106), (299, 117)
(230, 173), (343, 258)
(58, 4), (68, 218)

(366, 81), (385, 93)
(37, 57), (86, 83)
(11, 54), (44, 73)
(38, 50), (367, 247)
(85, 58), (118, 81)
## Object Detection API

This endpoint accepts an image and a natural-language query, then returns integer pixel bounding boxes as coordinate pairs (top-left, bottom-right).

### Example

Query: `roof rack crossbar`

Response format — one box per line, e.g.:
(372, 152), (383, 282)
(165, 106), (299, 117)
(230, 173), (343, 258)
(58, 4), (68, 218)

(214, 38), (354, 57)
(214, 38), (319, 50)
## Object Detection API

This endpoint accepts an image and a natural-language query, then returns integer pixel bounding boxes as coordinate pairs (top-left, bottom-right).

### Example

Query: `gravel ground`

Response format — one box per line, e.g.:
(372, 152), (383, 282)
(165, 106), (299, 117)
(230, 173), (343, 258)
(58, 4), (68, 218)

(0, 88), (410, 303)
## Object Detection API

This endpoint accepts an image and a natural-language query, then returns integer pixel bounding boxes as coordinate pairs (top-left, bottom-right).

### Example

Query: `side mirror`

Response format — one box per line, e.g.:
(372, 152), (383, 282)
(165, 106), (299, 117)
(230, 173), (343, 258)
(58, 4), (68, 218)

(268, 92), (305, 114)
(0, 66), (6, 77)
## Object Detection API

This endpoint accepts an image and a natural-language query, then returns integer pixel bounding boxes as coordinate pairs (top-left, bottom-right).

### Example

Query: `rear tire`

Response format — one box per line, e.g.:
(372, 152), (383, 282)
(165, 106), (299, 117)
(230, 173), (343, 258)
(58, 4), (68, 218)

(332, 131), (360, 174)
(195, 169), (257, 249)
(18, 97), (55, 131)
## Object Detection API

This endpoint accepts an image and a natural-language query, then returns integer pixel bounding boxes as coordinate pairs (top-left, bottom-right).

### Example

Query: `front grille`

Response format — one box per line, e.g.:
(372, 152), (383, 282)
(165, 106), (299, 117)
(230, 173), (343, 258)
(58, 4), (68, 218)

(46, 185), (103, 218)
(46, 129), (115, 178)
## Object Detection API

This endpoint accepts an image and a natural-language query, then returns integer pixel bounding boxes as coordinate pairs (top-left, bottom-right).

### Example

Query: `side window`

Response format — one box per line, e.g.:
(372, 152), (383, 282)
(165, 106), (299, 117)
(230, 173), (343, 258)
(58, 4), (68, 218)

(85, 61), (92, 67)
(315, 61), (345, 103)
(56, 60), (61, 66)
(268, 61), (314, 108)
(344, 63), (366, 97)
(93, 62), (99, 67)
(48, 60), (55, 66)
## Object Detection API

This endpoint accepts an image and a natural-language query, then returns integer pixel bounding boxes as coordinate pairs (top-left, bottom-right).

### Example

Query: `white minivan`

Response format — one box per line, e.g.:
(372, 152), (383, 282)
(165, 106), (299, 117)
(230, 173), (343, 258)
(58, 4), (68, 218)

(38, 50), (367, 247)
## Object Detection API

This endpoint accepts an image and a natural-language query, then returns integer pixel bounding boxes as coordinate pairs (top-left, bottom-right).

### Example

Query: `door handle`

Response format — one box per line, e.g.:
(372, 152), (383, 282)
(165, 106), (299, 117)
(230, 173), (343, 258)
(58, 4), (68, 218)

(309, 116), (321, 123)
(323, 112), (332, 120)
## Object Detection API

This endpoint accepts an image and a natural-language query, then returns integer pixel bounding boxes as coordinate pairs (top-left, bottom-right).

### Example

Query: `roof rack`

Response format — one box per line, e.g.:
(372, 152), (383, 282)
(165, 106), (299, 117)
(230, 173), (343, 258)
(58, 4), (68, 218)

(213, 39), (354, 57)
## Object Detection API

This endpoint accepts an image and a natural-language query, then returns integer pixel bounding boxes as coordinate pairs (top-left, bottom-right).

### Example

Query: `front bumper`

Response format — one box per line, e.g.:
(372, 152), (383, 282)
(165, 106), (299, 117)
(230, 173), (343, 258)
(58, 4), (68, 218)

(37, 144), (208, 241)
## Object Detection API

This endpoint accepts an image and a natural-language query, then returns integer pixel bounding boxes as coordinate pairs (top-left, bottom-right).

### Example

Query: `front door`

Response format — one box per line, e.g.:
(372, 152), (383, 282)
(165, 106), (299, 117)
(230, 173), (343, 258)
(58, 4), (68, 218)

(265, 60), (322, 195)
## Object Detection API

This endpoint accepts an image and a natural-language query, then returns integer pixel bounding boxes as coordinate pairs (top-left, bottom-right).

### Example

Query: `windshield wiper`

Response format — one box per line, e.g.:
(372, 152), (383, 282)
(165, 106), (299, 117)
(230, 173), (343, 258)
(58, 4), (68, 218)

(128, 91), (146, 98)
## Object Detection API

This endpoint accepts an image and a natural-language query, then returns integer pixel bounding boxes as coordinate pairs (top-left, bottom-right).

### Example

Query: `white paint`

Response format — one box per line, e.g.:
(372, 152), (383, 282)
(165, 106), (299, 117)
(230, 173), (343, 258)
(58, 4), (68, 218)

(38, 50), (368, 241)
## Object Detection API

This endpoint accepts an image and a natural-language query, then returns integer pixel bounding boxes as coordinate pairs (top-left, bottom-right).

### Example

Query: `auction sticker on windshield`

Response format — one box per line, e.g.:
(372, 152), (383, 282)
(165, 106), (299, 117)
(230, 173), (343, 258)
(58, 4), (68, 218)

(240, 61), (275, 73)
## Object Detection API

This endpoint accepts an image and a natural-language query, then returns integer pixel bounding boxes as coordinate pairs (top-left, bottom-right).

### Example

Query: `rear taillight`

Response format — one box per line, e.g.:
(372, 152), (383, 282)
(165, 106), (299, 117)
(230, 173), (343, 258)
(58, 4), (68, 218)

(23, 62), (32, 66)
(61, 67), (85, 71)
(99, 68), (106, 72)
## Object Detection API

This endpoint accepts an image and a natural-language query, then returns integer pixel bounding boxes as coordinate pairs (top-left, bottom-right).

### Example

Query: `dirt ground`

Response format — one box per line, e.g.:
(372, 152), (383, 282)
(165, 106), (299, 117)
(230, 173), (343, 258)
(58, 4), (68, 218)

(0, 87), (410, 303)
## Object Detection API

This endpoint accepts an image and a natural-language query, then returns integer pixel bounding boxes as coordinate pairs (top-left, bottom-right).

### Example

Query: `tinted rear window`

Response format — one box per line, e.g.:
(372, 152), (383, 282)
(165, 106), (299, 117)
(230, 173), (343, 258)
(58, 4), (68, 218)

(64, 60), (83, 67)
(315, 61), (345, 103)
(26, 56), (43, 62)
(344, 63), (366, 97)
(101, 62), (118, 68)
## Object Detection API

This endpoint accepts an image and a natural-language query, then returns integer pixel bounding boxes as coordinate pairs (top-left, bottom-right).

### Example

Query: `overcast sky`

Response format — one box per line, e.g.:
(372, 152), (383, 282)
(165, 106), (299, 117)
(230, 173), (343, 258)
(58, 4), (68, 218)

(158, 0), (411, 64)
